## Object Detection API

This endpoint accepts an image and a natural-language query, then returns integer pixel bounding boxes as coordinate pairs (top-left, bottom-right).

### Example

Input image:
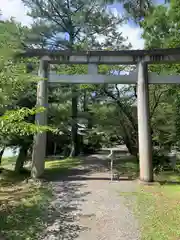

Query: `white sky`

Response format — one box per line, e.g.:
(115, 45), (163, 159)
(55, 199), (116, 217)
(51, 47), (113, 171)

(0, 0), (144, 49)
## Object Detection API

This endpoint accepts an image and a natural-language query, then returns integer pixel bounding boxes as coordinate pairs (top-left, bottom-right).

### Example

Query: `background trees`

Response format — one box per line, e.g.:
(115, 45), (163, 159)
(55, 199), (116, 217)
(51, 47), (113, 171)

(21, 0), (130, 157)
(1, 0), (180, 176)
(0, 19), (53, 172)
(140, 0), (180, 151)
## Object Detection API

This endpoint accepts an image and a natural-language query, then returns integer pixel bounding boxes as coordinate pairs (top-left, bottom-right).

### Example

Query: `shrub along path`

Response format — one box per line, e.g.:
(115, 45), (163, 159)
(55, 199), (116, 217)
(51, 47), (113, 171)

(42, 155), (140, 240)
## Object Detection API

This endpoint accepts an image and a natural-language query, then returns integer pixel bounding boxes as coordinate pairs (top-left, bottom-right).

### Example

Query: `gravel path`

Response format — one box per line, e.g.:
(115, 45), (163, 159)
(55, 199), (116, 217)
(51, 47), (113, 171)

(42, 155), (140, 240)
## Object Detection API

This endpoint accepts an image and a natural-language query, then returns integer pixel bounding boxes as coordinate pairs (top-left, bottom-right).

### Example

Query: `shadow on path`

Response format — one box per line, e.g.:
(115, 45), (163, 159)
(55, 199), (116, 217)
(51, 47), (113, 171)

(42, 181), (91, 240)
(41, 154), (138, 239)
(41, 155), (110, 240)
(43, 155), (110, 182)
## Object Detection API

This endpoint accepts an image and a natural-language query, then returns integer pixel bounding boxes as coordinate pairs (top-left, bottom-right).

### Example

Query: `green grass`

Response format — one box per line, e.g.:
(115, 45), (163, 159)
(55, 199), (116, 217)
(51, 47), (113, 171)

(114, 156), (139, 179)
(45, 157), (82, 170)
(44, 157), (82, 176)
(155, 170), (180, 183)
(135, 184), (180, 240)
(0, 173), (53, 240)
(115, 157), (180, 240)
(0, 157), (81, 240)
(1, 156), (17, 170)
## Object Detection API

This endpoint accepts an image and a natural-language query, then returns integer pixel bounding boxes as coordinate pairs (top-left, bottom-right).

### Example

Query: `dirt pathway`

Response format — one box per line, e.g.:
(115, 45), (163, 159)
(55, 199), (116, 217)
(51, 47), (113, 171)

(42, 155), (140, 240)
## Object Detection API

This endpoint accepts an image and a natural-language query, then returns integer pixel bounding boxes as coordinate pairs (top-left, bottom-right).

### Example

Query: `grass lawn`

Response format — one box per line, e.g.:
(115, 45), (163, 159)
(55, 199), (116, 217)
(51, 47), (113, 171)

(116, 156), (180, 240)
(0, 156), (81, 240)
(1, 156), (17, 169)
(45, 157), (82, 174)
(114, 155), (139, 179)
(136, 183), (180, 240)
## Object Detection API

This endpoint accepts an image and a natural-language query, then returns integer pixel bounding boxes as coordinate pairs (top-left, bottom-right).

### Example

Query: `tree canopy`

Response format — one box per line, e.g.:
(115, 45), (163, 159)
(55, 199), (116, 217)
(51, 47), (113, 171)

(0, 0), (180, 177)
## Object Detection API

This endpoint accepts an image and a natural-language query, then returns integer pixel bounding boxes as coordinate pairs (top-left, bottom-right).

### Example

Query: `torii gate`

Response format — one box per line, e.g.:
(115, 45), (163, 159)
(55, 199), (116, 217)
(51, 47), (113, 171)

(19, 48), (180, 182)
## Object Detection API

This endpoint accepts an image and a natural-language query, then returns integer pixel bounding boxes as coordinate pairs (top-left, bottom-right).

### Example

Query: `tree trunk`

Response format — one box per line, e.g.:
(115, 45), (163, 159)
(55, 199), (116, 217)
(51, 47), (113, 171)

(53, 142), (57, 156)
(83, 82), (93, 130)
(120, 120), (138, 159)
(70, 85), (80, 157)
(15, 145), (28, 173)
(69, 35), (80, 157)
(0, 147), (5, 165)
(79, 134), (84, 154)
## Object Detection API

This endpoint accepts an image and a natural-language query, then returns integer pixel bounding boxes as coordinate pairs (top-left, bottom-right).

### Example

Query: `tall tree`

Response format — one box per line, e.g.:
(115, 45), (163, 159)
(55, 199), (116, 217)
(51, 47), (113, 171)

(103, 0), (169, 20)
(140, 1), (180, 150)
(0, 19), (53, 172)
(22, 0), (129, 156)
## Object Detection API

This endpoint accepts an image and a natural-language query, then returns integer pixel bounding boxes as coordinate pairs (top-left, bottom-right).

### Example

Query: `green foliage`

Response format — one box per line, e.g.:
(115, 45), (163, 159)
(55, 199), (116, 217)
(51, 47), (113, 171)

(152, 150), (170, 174)
(22, 0), (131, 157)
(0, 177), (52, 240)
(140, 5), (170, 49)
(134, 182), (180, 240)
(113, 156), (139, 179)
(141, 2), (180, 150)
(0, 21), (30, 107)
(0, 107), (54, 136)
(90, 83), (138, 155)
(45, 157), (82, 172)
(104, 0), (169, 20)
(141, 0), (180, 54)
(0, 18), (59, 148)
(0, 19), (59, 174)
(23, 0), (129, 50)
(149, 84), (176, 148)
(83, 130), (103, 153)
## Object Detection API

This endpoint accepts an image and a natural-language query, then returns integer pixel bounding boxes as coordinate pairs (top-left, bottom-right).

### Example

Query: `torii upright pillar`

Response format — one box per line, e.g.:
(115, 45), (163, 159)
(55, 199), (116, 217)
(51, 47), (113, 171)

(137, 61), (153, 182)
(31, 57), (49, 178)
(88, 63), (98, 74)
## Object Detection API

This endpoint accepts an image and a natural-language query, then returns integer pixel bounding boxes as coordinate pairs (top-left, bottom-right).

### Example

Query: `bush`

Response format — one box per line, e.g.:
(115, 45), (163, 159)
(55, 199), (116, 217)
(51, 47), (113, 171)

(82, 144), (96, 154)
(152, 150), (171, 174)
(82, 131), (102, 154)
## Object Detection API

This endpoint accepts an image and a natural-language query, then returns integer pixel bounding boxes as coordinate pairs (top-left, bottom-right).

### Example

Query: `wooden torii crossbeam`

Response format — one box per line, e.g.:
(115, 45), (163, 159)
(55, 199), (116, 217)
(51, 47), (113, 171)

(18, 48), (180, 181)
